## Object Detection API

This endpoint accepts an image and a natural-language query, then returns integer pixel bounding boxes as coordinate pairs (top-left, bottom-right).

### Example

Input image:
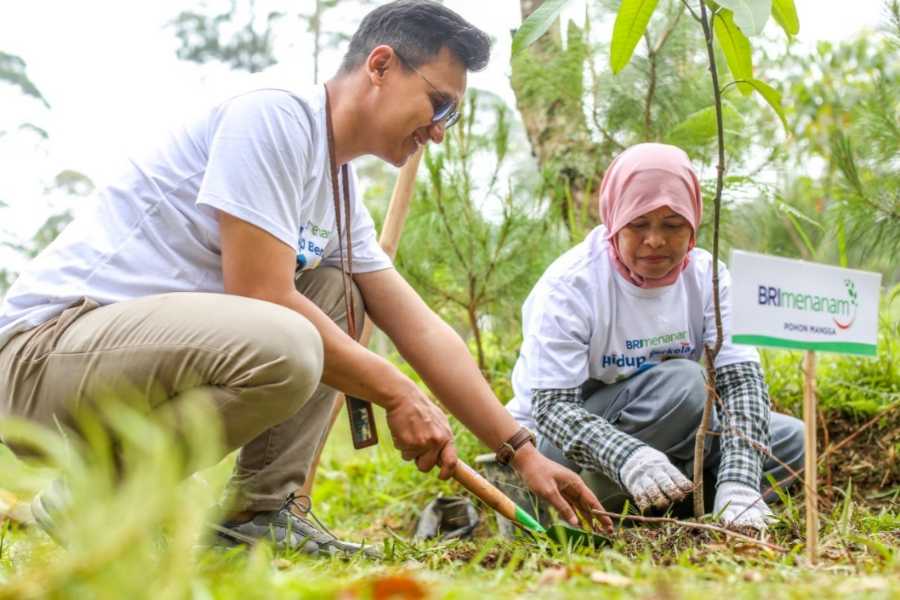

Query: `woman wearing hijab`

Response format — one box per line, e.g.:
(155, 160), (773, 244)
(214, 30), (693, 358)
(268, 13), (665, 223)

(505, 143), (805, 530)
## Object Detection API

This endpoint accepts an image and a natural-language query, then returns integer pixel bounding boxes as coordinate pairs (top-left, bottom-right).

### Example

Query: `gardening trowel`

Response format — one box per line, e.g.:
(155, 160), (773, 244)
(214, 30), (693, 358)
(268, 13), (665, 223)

(451, 460), (611, 548)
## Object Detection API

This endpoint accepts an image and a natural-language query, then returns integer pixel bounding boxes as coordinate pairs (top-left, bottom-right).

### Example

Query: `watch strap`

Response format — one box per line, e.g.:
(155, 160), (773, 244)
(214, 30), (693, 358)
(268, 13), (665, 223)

(495, 427), (536, 466)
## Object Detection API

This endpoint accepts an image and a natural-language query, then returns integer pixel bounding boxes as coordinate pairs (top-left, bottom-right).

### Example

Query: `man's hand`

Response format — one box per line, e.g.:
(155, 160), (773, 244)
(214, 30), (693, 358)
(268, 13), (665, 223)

(619, 446), (694, 511)
(385, 388), (458, 480)
(512, 445), (614, 533)
(714, 482), (773, 531)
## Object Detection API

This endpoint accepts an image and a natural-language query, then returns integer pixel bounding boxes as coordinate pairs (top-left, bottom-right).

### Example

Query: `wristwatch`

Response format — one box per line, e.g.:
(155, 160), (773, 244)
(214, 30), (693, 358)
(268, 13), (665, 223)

(495, 427), (536, 466)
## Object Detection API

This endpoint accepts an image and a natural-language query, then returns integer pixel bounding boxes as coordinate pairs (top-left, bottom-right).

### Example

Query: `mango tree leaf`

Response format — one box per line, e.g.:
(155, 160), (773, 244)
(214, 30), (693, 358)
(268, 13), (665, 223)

(512, 0), (574, 56)
(714, 0), (771, 36)
(610, 0), (660, 74)
(713, 10), (753, 96)
(771, 0), (799, 37)
(665, 102), (744, 149)
(746, 78), (788, 130)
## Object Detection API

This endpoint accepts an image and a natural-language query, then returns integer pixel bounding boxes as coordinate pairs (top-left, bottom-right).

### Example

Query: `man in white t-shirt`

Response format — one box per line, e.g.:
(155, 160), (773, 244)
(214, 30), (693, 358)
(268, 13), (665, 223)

(0, 0), (610, 554)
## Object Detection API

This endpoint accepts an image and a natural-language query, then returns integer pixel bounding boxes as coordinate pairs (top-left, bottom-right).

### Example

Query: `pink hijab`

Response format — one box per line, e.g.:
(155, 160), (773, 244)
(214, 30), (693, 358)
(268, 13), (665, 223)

(598, 143), (703, 288)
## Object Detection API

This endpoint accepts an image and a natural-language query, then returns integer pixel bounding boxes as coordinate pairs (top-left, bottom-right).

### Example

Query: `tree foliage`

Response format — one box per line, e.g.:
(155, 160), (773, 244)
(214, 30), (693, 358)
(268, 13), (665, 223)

(170, 0), (282, 73)
(169, 0), (365, 80)
(0, 54), (93, 295)
(511, 0), (896, 285)
(0, 51), (49, 109)
(395, 92), (567, 389)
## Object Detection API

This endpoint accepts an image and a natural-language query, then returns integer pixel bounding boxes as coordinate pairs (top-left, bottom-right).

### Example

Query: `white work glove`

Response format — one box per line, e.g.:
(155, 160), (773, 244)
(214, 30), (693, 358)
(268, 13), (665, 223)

(619, 446), (694, 511)
(714, 481), (774, 531)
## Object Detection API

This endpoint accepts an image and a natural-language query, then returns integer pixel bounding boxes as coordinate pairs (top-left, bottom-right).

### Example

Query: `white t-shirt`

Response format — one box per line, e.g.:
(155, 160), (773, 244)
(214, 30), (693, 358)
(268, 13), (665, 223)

(0, 84), (392, 349)
(506, 225), (758, 430)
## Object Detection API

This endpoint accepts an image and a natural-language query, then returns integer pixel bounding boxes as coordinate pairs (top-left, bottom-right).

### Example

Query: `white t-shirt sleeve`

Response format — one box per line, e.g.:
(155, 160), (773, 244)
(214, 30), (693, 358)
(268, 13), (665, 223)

(706, 259), (760, 367)
(196, 90), (311, 253)
(521, 279), (593, 390)
(320, 166), (392, 273)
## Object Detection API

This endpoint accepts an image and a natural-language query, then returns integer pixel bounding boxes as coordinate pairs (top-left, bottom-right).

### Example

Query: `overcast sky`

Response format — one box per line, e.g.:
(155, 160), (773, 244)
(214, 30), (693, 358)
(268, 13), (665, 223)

(0, 0), (890, 271)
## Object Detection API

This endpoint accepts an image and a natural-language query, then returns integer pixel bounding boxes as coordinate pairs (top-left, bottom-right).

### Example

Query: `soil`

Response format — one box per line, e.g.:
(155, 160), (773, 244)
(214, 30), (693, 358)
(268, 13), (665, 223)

(818, 408), (899, 511)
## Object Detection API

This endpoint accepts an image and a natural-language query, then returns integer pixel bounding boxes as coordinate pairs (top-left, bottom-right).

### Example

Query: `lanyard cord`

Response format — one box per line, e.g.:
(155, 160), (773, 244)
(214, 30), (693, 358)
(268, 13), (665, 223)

(323, 83), (357, 339)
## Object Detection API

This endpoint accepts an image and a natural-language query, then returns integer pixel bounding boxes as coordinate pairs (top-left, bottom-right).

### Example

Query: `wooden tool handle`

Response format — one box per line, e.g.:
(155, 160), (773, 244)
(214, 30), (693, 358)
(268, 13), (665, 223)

(452, 461), (516, 520)
(452, 460), (545, 533)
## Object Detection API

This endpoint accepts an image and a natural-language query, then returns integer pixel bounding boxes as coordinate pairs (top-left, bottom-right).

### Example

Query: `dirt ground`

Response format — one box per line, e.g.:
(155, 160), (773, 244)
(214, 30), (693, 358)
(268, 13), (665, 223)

(819, 408), (899, 511)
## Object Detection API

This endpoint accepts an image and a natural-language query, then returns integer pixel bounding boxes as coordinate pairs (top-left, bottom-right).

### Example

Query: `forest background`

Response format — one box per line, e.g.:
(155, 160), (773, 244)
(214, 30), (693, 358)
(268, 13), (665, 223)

(0, 0), (898, 598)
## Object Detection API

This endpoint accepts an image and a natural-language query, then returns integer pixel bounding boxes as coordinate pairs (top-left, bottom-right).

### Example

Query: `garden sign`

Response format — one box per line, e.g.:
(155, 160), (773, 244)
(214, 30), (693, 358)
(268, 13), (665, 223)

(730, 249), (882, 562)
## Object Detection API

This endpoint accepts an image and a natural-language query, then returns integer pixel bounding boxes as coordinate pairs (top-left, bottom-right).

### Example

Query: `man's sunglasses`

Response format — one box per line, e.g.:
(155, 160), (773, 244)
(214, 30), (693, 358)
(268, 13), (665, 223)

(393, 49), (461, 129)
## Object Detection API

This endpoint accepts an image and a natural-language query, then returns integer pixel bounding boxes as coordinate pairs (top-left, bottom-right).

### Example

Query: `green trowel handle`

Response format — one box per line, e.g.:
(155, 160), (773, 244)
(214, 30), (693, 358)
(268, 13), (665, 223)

(452, 460), (545, 534)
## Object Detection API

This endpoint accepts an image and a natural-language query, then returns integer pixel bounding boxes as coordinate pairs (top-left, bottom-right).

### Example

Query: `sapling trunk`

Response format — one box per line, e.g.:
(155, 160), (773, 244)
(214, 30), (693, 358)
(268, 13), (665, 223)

(690, 0), (726, 518)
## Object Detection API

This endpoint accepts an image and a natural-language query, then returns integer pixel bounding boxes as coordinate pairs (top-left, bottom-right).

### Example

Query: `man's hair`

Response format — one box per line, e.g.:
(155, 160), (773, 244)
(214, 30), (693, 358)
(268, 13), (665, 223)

(338, 0), (491, 75)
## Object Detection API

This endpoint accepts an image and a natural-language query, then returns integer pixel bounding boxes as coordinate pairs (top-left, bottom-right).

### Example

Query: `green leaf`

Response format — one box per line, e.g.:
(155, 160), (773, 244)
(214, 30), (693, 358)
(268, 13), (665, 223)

(746, 78), (788, 130)
(18, 122), (48, 140)
(714, 0), (771, 36)
(610, 0), (660, 74)
(837, 221), (848, 268)
(665, 103), (744, 149)
(779, 202), (817, 257)
(771, 0), (799, 36)
(511, 0), (574, 56)
(713, 10), (753, 96)
(0, 51), (49, 108)
(777, 200), (823, 230)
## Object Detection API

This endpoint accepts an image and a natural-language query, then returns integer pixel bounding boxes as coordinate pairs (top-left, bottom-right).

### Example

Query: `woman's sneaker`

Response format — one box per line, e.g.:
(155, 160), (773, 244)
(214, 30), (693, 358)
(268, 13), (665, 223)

(213, 493), (381, 559)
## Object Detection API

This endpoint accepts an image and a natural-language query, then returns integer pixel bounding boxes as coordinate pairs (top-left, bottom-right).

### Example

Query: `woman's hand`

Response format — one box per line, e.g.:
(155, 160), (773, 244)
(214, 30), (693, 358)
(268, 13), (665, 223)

(714, 482), (773, 530)
(619, 446), (694, 510)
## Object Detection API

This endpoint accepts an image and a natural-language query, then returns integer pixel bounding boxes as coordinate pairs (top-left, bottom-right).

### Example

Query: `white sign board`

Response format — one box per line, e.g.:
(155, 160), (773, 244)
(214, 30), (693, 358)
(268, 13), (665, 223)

(730, 250), (882, 356)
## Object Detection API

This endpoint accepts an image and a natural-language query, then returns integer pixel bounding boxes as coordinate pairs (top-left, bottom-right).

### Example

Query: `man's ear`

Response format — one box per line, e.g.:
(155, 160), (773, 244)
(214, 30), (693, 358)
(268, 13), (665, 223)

(366, 45), (394, 86)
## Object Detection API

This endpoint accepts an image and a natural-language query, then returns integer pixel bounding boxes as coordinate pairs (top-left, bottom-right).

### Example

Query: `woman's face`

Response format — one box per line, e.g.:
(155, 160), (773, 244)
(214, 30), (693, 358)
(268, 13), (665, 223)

(616, 205), (693, 281)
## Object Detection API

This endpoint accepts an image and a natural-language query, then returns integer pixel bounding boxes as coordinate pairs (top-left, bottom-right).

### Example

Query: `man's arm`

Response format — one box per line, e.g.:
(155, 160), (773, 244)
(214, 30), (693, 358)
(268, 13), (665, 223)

(219, 211), (457, 478)
(356, 267), (613, 531)
(356, 267), (518, 448)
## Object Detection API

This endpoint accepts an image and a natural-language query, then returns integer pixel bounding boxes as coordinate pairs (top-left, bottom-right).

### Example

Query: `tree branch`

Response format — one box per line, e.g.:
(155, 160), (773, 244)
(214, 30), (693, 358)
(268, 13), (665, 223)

(592, 510), (787, 553)
(643, 33), (658, 139)
(432, 181), (470, 269)
(681, 0), (702, 23)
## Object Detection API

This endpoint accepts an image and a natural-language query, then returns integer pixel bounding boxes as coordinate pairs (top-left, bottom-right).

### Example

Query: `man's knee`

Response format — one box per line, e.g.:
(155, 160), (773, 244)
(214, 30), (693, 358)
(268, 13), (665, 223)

(239, 307), (324, 419)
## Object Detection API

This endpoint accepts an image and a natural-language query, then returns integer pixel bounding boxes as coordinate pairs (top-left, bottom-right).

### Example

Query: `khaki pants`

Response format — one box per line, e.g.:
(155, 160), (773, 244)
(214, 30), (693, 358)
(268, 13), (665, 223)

(0, 267), (363, 512)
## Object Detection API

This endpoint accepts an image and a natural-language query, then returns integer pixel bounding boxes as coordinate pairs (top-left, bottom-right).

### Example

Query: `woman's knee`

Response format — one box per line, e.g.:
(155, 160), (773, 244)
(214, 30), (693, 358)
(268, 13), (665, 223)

(771, 413), (805, 472)
(594, 359), (707, 448)
(651, 359), (707, 419)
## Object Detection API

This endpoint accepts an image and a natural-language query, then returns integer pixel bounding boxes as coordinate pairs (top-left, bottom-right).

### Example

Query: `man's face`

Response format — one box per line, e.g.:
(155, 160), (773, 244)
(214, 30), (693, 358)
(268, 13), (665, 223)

(374, 46), (467, 167)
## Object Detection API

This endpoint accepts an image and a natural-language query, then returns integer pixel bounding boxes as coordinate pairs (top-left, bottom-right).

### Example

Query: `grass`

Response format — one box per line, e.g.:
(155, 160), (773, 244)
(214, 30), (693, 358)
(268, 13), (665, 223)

(0, 317), (897, 598)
